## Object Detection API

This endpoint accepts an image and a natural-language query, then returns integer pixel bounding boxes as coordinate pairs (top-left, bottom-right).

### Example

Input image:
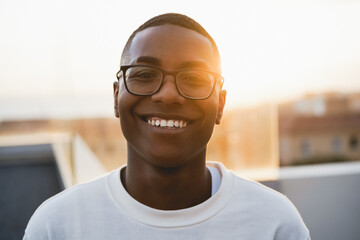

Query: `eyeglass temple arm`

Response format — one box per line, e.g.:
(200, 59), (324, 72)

(116, 70), (122, 80)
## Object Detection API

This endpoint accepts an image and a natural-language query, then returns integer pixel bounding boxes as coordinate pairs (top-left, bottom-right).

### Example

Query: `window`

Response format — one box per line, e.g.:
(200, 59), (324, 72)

(349, 135), (358, 151)
(301, 139), (311, 158)
(331, 136), (342, 153)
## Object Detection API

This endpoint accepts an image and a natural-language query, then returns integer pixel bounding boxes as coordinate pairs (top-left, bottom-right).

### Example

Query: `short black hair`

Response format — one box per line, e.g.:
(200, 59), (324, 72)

(120, 13), (221, 69)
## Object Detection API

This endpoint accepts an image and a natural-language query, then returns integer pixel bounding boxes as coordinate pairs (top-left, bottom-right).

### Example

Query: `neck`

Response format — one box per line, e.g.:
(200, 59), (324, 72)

(121, 151), (211, 210)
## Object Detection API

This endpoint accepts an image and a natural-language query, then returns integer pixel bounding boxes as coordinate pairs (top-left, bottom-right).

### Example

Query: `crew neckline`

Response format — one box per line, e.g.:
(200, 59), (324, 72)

(208, 166), (221, 196)
(107, 162), (234, 228)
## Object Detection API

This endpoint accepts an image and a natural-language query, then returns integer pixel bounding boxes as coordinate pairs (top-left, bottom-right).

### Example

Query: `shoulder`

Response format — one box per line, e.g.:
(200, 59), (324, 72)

(39, 170), (113, 208)
(23, 170), (117, 239)
(233, 176), (310, 239)
(215, 163), (310, 239)
(233, 176), (303, 219)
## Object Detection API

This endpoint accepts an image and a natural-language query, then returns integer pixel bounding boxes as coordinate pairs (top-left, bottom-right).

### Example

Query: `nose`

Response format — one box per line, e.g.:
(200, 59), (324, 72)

(151, 75), (186, 105)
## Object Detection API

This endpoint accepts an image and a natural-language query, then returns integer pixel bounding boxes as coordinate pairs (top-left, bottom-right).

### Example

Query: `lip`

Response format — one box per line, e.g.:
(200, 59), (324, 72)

(139, 112), (193, 122)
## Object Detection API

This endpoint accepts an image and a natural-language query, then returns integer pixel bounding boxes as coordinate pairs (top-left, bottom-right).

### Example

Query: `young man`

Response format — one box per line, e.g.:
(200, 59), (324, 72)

(24, 13), (310, 239)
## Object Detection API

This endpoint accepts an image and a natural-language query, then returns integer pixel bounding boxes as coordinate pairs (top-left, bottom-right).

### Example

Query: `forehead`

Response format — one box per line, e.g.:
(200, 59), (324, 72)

(128, 25), (219, 72)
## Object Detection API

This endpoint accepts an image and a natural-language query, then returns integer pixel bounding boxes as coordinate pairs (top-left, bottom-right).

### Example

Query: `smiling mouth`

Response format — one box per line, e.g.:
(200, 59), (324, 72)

(145, 117), (188, 129)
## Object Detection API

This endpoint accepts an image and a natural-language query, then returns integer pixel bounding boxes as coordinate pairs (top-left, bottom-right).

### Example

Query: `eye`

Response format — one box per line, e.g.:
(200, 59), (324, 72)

(135, 71), (157, 79)
(126, 67), (161, 82)
(180, 72), (212, 86)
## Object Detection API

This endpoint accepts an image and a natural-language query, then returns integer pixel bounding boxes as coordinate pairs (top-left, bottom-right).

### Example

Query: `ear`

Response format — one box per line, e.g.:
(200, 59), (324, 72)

(113, 81), (120, 118)
(215, 89), (226, 125)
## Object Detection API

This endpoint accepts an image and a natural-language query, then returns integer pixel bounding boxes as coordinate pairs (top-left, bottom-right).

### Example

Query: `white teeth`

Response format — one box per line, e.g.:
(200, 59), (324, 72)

(167, 120), (174, 127)
(147, 118), (187, 129)
(160, 120), (166, 127)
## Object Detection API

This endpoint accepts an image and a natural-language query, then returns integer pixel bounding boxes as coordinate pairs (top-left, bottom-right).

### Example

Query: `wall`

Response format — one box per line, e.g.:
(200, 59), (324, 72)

(262, 162), (360, 240)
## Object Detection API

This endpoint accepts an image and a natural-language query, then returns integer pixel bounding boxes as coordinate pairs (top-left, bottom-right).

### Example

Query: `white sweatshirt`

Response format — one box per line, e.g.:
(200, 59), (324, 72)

(24, 162), (310, 240)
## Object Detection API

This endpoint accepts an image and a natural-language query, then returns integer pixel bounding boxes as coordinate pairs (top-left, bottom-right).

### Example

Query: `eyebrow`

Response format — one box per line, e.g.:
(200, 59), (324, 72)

(133, 56), (161, 66)
(179, 61), (210, 70)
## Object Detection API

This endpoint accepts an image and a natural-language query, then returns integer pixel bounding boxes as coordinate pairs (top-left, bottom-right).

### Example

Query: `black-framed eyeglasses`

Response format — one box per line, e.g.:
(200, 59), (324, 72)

(116, 65), (224, 100)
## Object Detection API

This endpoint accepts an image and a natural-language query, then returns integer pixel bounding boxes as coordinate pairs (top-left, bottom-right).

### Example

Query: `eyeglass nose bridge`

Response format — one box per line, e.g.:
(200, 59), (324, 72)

(155, 69), (181, 94)
(161, 70), (179, 81)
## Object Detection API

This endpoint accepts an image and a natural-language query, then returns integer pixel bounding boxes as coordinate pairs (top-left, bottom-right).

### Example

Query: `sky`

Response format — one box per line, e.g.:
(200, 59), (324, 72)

(0, 0), (359, 119)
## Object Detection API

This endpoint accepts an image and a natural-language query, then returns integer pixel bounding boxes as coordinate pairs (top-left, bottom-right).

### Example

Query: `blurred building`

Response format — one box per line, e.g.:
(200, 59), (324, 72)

(279, 92), (360, 165)
(208, 104), (279, 170)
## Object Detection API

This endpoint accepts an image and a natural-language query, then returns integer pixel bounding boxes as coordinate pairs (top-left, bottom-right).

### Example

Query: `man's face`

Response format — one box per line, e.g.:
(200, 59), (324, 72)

(114, 24), (226, 168)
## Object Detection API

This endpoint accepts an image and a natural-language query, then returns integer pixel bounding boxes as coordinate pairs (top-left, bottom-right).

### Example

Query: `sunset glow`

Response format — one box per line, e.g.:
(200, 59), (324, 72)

(1, 0), (359, 118)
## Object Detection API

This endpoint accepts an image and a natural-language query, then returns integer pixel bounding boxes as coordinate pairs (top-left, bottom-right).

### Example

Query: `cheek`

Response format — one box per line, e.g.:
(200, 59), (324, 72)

(118, 91), (140, 132)
(195, 99), (219, 140)
(118, 87), (138, 111)
(200, 98), (219, 123)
